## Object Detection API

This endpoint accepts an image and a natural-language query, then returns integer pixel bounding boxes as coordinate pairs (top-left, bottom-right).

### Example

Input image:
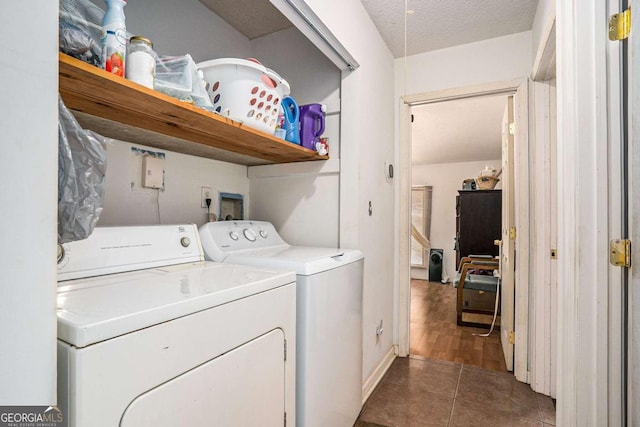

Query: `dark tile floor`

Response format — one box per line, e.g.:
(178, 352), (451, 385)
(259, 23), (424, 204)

(355, 356), (556, 427)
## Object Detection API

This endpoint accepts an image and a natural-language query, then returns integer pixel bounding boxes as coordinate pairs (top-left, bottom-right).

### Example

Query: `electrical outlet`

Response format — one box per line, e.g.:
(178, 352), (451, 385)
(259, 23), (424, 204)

(201, 186), (212, 208)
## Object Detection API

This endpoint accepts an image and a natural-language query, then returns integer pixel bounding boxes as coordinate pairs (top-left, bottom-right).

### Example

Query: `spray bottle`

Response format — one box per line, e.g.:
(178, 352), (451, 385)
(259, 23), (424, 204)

(102, 0), (127, 77)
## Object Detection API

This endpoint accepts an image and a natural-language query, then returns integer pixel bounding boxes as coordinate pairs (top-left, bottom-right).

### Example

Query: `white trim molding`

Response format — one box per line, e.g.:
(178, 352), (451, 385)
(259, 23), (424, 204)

(362, 345), (397, 404)
(528, 80), (558, 398)
(397, 80), (529, 380)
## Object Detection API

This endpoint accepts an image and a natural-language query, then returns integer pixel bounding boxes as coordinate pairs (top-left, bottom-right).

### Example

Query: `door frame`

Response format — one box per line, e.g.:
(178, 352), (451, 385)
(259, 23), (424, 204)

(501, 94), (516, 373)
(631, 0), (639, 421)
(555, 0), (625, 424)
(397, 79), (529, 382)
(528, 79), (558, 398)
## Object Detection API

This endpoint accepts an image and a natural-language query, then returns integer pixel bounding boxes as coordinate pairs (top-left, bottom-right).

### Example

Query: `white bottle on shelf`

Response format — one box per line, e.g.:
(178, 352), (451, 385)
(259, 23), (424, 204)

(102, 0), (127, 77)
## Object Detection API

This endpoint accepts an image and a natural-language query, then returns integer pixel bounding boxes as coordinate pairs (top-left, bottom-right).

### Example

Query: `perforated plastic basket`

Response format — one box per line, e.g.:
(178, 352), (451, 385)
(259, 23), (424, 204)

(197, 58), (291, 135)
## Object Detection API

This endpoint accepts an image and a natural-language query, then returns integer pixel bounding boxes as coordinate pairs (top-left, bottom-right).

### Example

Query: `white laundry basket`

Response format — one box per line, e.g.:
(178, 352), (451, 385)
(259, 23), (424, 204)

(197, 58), (291, 135)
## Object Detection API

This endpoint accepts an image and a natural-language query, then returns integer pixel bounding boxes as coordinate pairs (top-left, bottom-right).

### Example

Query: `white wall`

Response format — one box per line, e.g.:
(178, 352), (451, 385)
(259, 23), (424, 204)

(98, 141), (249, 226)
(111, 0), (252, 61)
(249, 163), (339, 247)
(249, 27), (342, 247)
(395, 31), (533, 97)
(0, 1), (58, 404)
(304, 0), (397, 391)
(252, 27), (341, 108)
(412, 160), (501, 280)
(532, 0), (556, 76)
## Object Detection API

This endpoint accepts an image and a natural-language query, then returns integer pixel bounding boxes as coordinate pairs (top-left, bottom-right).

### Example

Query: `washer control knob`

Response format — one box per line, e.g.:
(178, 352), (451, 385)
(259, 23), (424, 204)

(243, 228), (257, 242)
(259, 230), (268, 239)
(180, 237), (191, 247)
(229, 231), (239, 241)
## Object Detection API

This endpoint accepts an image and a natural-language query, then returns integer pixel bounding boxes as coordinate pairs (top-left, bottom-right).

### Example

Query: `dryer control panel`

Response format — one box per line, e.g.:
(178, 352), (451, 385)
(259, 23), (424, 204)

(199, 221), (288, 262)
(58, 224), (204, 282)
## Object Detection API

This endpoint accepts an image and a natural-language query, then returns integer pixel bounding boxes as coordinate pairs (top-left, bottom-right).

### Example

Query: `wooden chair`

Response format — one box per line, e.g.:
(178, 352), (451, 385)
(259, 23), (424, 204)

(454, 255), (500, 328)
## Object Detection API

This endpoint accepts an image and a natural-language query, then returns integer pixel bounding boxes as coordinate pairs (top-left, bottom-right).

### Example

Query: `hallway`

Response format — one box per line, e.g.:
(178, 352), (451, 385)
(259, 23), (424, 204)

(353, 280), (555, 426)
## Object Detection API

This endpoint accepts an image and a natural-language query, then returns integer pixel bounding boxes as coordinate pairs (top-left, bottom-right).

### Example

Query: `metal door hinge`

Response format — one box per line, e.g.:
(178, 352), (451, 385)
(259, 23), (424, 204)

(284, 339), (287, 361)
(609, 8), (631, 41)
(284, 411), (287, 427)
(550, 249), (557, 259)
(508, 330), (515, 345)
(508, 122), (515, 136)
(610, 239), (631, 267)
(509, 227), (516, 240)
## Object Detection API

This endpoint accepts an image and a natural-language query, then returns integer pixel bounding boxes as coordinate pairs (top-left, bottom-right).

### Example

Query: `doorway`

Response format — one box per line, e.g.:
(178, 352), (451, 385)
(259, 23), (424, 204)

(408, 93), (508, 371)
(398, 79), (531, 382)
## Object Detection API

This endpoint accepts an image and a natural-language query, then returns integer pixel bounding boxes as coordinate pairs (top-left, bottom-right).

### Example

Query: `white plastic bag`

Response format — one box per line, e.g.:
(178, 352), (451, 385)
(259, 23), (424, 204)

(59, 0), (105, 66)
(58, 97), (108, 243)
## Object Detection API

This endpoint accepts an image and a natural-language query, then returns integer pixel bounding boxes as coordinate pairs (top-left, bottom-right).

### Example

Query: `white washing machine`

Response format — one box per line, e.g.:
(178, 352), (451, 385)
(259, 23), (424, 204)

(56, 224), (296, 427)
(199, 221), (363, 427)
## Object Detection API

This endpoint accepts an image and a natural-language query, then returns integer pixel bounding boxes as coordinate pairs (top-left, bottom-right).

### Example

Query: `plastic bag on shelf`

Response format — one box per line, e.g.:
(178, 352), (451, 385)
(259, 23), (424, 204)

(155, 54), (214, 110)
(58, 96), (108, 244)
(59, 0), (105, 67)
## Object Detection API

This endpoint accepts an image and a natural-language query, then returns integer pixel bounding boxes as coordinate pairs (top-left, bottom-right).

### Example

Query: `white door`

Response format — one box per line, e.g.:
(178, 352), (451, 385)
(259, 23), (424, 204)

(121, 330), (286, 427)
(500, 95), (516, 372)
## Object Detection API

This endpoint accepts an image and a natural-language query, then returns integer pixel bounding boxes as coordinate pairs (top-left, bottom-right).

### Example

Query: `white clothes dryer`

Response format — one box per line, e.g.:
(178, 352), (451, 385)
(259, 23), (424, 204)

(199, 220), (363, 427)
(56, 224), (296, 427)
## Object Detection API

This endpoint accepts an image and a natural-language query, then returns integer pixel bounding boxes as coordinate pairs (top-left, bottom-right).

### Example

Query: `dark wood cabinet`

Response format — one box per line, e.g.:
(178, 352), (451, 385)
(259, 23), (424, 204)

(455, 190), (502, 265)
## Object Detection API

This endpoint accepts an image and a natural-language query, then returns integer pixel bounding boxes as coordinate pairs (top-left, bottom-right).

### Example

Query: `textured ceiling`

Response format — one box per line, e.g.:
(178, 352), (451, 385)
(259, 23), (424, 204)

(361, 0), (539, 57)
(411, 95), (507, 165)
(198, 0), (293, 40)
(200, 1), (538, 56)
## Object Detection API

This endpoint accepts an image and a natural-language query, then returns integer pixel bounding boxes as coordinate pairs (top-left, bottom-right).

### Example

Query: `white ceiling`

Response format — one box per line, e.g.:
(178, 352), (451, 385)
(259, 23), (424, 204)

(361, 0), (539, 58)
(198, 0), (293, 39)
(411, 95), (506, 166)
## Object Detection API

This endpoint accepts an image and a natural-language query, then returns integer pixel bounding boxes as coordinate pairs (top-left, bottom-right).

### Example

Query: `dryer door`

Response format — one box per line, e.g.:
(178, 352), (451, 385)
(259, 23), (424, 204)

(120, 329), (286, 426)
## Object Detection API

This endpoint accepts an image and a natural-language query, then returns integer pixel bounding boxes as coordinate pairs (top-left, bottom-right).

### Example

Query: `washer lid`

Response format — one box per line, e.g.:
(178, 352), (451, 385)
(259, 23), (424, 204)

(226, 247), (364, 276)
(57, 261), (295, 348)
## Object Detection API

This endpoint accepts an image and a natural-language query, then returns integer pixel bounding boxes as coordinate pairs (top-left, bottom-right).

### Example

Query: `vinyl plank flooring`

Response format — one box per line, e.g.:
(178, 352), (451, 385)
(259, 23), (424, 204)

(409, 279), (507, 372)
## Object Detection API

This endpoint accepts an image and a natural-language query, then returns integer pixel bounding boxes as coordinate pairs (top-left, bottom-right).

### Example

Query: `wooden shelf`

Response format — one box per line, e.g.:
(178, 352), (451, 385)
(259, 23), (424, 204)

(58, 53), (328, 166)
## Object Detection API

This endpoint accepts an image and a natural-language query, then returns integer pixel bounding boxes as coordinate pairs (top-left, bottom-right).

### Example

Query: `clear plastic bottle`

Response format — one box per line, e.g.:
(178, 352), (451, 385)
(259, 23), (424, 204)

(102, 0), (127, 77)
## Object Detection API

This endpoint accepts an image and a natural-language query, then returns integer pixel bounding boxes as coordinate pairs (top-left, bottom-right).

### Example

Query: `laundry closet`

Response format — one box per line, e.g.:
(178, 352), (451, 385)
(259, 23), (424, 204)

(78, 0), (343, 246)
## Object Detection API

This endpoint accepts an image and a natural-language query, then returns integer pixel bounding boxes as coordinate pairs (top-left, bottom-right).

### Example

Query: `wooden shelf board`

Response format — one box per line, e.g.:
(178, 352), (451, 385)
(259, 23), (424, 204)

(58, 53), (328, 166)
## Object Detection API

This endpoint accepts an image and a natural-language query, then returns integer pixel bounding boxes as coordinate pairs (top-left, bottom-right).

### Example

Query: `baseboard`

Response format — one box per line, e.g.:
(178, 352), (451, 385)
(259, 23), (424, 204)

(411, 267), (429, 281)
(362, 345), (398, 404)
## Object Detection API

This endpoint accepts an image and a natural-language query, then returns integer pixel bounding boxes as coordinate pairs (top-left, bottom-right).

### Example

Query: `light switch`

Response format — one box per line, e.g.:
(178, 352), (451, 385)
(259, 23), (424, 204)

(142, 156), (164, 189)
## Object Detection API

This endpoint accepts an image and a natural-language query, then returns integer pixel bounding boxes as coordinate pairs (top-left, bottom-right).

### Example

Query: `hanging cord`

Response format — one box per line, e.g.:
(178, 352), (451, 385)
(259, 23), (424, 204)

(156, 188), (162, 224)
(473, 277), (501, 337)
(403, 0), (408, 98)
(205, 197), (215, 222)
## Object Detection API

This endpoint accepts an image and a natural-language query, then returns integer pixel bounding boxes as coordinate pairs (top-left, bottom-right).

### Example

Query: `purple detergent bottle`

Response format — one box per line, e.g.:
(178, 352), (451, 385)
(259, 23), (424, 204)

(299, 104), (326, 149)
